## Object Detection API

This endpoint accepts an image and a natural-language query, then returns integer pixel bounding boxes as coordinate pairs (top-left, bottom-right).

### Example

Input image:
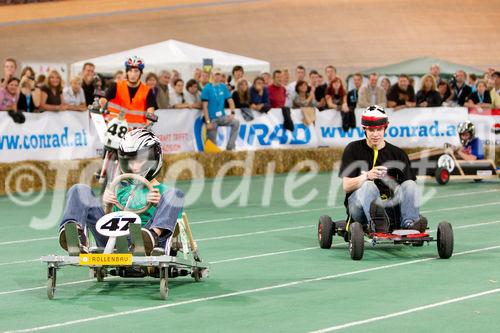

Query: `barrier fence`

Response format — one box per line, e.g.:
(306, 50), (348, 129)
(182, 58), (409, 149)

(1, 107), (498, 163)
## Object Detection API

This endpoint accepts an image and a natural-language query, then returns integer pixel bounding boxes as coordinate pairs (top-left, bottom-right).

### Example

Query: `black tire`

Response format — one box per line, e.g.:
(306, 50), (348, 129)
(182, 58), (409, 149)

(318, 215), (335, 249)
(160, 267), (169, 300)
(47, 267), (56, 300)
(437, 222), (454, 259)
(95, 267), (106, 282)
(474, 179), (483, 183)
(349, 222), (364, 260)
(192, 268), (202, 282)
(435, 167), (450, 185)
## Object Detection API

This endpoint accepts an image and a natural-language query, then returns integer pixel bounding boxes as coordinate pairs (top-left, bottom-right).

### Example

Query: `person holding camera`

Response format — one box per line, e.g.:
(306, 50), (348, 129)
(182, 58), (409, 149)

(450, 70), (472, 106)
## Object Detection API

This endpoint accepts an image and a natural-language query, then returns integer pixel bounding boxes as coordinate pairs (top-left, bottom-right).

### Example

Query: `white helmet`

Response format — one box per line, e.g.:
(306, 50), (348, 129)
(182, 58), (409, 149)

(118, 129), (162, 180)
(361, 105), (389, 128)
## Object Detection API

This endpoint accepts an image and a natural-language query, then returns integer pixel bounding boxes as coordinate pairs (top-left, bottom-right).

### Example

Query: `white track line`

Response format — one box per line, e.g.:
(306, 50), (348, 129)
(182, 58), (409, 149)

(421, 202), (499, 214)
(208, 246), (319, 264)
(308, 287), (500, 332)
(0, 236), (57, 246)
(0, 259), (39, 266)
(4, 244), (500, 333)
(197, 225), (312, 241)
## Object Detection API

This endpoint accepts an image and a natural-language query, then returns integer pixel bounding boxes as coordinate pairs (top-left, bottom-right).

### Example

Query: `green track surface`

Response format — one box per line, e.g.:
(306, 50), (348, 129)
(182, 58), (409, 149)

(0, 173), (499, 333)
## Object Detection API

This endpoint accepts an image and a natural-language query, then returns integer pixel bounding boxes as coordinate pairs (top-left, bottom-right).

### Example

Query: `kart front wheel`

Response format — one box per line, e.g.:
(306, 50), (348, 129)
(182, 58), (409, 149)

(349, 222), (364, 260)
(47, 267), (56, 300)
(318, 215), (335, 249)
(437, 221), (454, 259)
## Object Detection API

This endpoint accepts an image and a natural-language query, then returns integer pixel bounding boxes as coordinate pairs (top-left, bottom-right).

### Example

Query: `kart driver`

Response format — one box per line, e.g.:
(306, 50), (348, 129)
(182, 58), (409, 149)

(455, 121), (484, 160)
(339, 105), (427, 232)
(58, 129), (184, 255)
(99, 56), (158, 128)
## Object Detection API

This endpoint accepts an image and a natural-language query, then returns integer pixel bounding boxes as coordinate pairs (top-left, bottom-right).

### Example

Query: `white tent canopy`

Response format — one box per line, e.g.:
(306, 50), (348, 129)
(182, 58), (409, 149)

(71, 39), (270, 80)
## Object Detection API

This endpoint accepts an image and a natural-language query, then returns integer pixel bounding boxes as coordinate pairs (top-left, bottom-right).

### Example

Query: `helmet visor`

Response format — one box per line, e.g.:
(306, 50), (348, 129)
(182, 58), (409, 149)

(119, 148), (156, 177)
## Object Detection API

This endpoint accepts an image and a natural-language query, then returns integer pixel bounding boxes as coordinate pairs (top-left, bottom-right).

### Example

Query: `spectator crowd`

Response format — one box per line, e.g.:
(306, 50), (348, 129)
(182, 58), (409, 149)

(1, 57), (500, 131)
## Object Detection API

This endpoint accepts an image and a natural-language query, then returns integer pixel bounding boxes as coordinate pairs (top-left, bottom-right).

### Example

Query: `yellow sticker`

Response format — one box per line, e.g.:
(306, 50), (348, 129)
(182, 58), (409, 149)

(79, 254), (132, 266)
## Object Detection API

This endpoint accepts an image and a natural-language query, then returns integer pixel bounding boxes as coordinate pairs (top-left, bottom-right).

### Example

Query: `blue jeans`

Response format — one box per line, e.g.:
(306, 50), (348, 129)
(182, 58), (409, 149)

(347, 180), (420, 227)
(60, 184), (184, 249)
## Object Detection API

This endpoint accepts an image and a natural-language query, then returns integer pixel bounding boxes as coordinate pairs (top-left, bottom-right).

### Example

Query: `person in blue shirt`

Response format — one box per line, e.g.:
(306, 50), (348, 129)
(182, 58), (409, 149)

(201, 68), (239, 150)
(456, 121), (484, 160)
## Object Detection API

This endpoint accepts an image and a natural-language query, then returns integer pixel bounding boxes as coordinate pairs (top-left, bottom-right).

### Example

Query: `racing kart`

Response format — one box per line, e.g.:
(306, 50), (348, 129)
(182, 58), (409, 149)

(409, 147), (499, 185)
(41, 173), (208, 300)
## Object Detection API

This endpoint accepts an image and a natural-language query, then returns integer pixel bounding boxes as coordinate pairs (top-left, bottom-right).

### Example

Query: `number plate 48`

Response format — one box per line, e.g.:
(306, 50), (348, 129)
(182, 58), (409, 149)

(96, 211), (141, 237)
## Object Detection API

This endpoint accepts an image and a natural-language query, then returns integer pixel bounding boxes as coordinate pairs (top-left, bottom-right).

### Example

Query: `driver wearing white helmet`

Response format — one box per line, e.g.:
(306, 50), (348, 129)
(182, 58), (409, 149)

(338, 105), (427, 232)
(58, 129), (184, 255)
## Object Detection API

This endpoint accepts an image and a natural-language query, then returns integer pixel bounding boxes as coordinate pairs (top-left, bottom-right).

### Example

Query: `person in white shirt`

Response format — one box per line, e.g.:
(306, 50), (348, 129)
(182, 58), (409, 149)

(63, 76), (86, 111)
(184, 79), (202, 109)
(286, 65), (306, 107)
(169, 78), (189, 109)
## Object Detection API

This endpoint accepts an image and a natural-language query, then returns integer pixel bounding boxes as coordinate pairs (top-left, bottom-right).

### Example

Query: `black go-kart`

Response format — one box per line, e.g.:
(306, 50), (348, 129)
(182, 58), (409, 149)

(317, 200), (454, 261)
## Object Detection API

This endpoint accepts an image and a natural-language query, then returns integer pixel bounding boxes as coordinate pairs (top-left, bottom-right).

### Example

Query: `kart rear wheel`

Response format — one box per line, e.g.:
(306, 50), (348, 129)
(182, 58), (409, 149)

(192, 268), (202, 282)
(435, 167), (450, 185)
(349, 222), (364, 260)
(159, 267), (169, 300)
(47, 267), (56, 300)
(95, 267), (106, 282)
(437, 221), (454, 259)
(318, 215), (335, 249)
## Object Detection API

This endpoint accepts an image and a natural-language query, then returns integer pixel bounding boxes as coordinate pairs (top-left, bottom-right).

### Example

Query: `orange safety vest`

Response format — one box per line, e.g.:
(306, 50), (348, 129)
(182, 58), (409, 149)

(108, 80), (150, 127)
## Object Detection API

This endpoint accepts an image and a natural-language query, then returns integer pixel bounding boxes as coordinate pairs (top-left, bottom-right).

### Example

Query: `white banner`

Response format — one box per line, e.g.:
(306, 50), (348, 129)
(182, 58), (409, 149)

(0, 111), (100, 163)
(154, 109), (201, 153)
(1, 107), (496, 162)
(315, 107), (469, 148)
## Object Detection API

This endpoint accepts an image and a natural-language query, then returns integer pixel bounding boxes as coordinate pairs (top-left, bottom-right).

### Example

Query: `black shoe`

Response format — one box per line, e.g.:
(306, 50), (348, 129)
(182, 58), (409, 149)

(141, 228), (159, 256)
(404, 216), (428, 233)
(59, 221), (88, 253)
(369, 201), (390, 233)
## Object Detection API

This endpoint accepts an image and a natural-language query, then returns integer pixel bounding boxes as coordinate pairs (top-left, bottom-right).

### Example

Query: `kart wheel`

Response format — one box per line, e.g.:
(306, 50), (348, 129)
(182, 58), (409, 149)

(435, 167), (450, 185)
(349, 222), (364, 260)
(437, 221), (454, 259)
(47, 267), (56, 300)
(318, 215), (335, 249)
(474, 179), (483, 183)
(160, 278), (168, 300)
(192, 268), (202, 282)
(159, 266), (169, 300)
(95, 267), (106, 282)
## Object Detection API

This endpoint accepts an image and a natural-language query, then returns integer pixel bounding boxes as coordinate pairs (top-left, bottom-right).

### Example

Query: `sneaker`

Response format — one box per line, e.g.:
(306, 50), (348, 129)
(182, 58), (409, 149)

(369, 201), (390, 233)
(59, 221), (88, 253)
(141, 228), (159, 256)
(404, 216), (428, 233)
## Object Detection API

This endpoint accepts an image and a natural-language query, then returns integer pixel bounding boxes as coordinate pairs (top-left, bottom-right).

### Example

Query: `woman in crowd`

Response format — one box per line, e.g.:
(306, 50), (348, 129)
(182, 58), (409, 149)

(20, 66), (36, 82)
(249, 76), (271, 112)
(0, 77), (19, 111)
(416, 74), (442, 107)
(437, 80), (452, 105)
(113, 70), (124, 82)
(465, 80), (492, 109)
(145, 72), (159, 98)
(184, 79), (202, 109)
(40, 70), (69, 111)
(293, 80), (316, 108)
(63, 76), (87, 111)
(169, 78), (189, 109)
(17, 76), (40, 113)
(232, 79), (251, 109)
(326, 77), (353, 131)
(0, 77), (27, 123)
(381, 77), (391, 94)
(325, 77), (348, 111)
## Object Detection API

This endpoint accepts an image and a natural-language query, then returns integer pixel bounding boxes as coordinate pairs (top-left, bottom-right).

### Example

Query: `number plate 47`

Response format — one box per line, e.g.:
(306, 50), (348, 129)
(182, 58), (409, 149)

(96, 211), (141, 237)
